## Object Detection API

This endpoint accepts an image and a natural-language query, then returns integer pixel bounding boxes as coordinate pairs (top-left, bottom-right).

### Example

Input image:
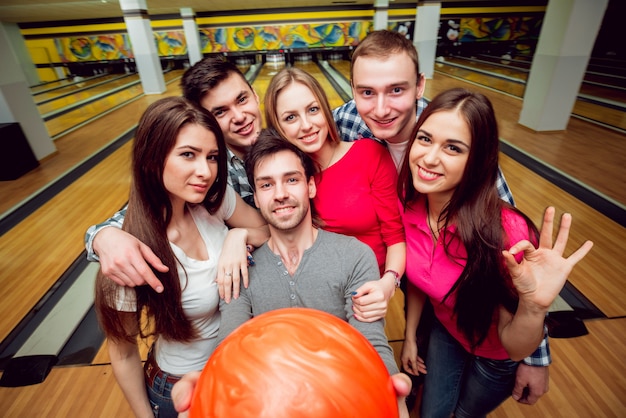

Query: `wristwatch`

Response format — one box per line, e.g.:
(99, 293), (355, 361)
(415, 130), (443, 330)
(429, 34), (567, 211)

(383, 269), (401, 288)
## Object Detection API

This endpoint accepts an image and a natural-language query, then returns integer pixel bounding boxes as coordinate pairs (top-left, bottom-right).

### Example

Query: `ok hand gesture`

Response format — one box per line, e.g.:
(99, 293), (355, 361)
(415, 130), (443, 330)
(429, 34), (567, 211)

(502, 207), (594, 310)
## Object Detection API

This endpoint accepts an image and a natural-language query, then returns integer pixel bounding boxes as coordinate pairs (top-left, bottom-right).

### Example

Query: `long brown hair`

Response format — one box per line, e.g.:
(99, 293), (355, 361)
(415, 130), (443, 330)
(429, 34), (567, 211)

(398, 88), (538, 349)
(95, 97), (227, 343)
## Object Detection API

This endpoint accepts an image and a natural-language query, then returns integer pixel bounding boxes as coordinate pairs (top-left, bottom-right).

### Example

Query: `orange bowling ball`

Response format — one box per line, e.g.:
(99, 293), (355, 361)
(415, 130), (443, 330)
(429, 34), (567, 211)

(189, 307), (398, 418)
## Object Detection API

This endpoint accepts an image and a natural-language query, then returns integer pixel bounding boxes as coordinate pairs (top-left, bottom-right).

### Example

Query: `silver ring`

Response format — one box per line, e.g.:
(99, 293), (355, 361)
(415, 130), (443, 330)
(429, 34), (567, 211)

(225, 272), (233, 277)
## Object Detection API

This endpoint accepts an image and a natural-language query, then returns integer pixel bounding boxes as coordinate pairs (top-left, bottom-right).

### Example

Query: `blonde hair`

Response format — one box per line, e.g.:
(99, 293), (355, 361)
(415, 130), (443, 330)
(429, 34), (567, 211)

(264, 67), (341, 145)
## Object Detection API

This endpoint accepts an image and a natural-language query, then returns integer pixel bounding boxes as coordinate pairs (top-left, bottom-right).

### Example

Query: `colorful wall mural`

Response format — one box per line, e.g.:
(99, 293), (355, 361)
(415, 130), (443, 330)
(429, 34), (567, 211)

(200, 22), (372, 52)
(56, 34), (132, 62)
(438, 16), (542, 56)
(53, 16), (541, 62)
(459, 17), (542, 42)
(55, 21), (374, 62)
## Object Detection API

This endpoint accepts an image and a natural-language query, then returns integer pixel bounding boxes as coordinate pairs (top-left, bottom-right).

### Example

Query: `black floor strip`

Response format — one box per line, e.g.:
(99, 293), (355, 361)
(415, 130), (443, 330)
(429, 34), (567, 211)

(57, 306), (105, 366)
(576, 94), (626, 112)
(31, 74), (105, 95)
(0, 128), (136, 237)
(559, 282), (606, 320)
(0, 253), (91, 370)
(500, 140), (625, 227)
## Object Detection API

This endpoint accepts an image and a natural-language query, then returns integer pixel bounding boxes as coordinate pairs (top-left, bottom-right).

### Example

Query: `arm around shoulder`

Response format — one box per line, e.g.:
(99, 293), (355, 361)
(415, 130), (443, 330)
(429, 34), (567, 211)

(88, 206), (168, 291)
(85, 206), (127, 261)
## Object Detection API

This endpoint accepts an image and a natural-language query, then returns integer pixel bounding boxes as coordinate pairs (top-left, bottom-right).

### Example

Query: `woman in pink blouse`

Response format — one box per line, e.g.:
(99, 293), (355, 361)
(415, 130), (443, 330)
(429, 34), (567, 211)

(397, 88), (593, 417)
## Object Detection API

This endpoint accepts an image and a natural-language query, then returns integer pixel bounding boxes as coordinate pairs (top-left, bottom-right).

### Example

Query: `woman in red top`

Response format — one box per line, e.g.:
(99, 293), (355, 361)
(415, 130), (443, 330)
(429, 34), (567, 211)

(264, 67), (405, 321)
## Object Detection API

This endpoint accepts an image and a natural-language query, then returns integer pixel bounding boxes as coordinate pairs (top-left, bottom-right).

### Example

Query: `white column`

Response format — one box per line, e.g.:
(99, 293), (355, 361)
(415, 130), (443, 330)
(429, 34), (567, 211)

(413, 2), (441, 79)
(181, 8), (202, 66)
(3, 23), (39, 86)
(373, 0), (389, 31)
(519, 0), (608, 131)
(119, 0), (166, 94)
(0, 22), (55, 160)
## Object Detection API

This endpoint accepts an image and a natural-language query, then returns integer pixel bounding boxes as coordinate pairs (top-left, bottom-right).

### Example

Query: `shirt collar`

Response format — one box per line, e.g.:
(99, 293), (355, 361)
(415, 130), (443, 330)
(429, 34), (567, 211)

(226, 147), (244, 163)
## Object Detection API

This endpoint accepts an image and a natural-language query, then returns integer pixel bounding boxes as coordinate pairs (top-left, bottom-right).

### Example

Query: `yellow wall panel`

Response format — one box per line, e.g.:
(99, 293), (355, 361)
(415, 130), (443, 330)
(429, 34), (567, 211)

(21, 23), (127, 36)
(25, 39), (61, 63)
(196, 10), (373, 26)
(441, 6), (545, 16)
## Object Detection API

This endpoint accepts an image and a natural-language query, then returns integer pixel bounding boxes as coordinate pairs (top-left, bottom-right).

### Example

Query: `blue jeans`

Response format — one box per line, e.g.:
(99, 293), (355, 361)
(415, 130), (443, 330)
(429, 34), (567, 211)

(145, 372), (179, 418)
(421, 319), (519, 418)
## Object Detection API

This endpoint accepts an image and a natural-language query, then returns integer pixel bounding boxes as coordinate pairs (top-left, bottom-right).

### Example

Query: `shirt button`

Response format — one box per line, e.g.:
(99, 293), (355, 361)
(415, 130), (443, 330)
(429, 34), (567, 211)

(289, 281), (295, 286)
(290, 294), (296, 300)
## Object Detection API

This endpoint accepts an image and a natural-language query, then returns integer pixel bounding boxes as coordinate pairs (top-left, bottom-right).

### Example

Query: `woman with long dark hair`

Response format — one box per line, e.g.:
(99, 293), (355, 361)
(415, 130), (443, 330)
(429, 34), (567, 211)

(95, 97), (267, 417)
(398, 88), (592, 417)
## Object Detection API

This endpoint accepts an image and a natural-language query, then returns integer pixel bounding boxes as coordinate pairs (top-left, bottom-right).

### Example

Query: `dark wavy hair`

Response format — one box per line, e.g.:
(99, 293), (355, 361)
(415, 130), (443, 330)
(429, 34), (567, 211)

(181, 56), (253, 105)
(95, 96), (227, 343)
(398, 88), (539, 350)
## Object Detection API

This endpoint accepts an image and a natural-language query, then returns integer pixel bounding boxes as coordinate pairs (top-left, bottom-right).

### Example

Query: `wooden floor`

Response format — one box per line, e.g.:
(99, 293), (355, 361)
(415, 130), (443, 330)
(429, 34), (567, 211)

(0, 59), (625, 417)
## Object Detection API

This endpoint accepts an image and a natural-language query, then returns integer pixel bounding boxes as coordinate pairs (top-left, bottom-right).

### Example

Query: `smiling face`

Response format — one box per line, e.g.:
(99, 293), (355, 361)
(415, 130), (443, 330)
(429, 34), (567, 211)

(351, 52), (424, 145)
(275, 82), (330, 155)
(163, 123), (220, 209)
(200, 72), (262, 157)
(408, 109), (471, 203)
(252, 150), (316, 232)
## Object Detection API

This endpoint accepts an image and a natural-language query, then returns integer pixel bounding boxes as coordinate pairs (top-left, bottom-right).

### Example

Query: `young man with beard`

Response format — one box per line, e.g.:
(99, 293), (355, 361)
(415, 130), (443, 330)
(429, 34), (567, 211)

(215, 133), (411, 418)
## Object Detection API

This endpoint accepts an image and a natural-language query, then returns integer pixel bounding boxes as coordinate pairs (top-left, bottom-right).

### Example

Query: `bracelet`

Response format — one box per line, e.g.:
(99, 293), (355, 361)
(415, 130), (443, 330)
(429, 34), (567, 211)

(383, 269), (401, 288)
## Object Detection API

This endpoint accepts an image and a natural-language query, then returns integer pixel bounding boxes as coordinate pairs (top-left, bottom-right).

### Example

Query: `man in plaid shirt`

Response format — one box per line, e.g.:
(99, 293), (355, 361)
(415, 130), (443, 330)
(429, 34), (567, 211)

(332, 30), (550, 407)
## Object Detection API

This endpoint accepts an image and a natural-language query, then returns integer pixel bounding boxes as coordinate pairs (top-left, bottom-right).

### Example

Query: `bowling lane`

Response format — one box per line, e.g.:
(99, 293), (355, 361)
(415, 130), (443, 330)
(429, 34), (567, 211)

(436, 57), (626, 131)
(44, 70), (183, 138)
(29, 74), (110, 94)
(293, 61), (346, 109)
(33, 74), (130, 104)
(37, 74), (141, 115)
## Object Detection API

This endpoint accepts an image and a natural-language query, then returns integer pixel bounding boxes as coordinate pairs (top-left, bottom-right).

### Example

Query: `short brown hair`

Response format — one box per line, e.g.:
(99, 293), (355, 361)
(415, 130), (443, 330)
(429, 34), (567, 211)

(350, 30), (421, 84)
(181, 56), (253, 105)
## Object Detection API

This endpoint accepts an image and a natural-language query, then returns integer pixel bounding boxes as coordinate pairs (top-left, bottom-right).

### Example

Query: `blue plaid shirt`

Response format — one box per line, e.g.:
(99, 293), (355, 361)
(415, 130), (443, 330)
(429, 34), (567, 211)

(333, 99), (549, 367)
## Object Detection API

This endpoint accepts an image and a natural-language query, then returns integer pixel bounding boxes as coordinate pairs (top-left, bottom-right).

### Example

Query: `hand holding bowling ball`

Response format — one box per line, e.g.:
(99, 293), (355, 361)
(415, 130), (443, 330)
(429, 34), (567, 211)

(189, 308), (398, 418)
